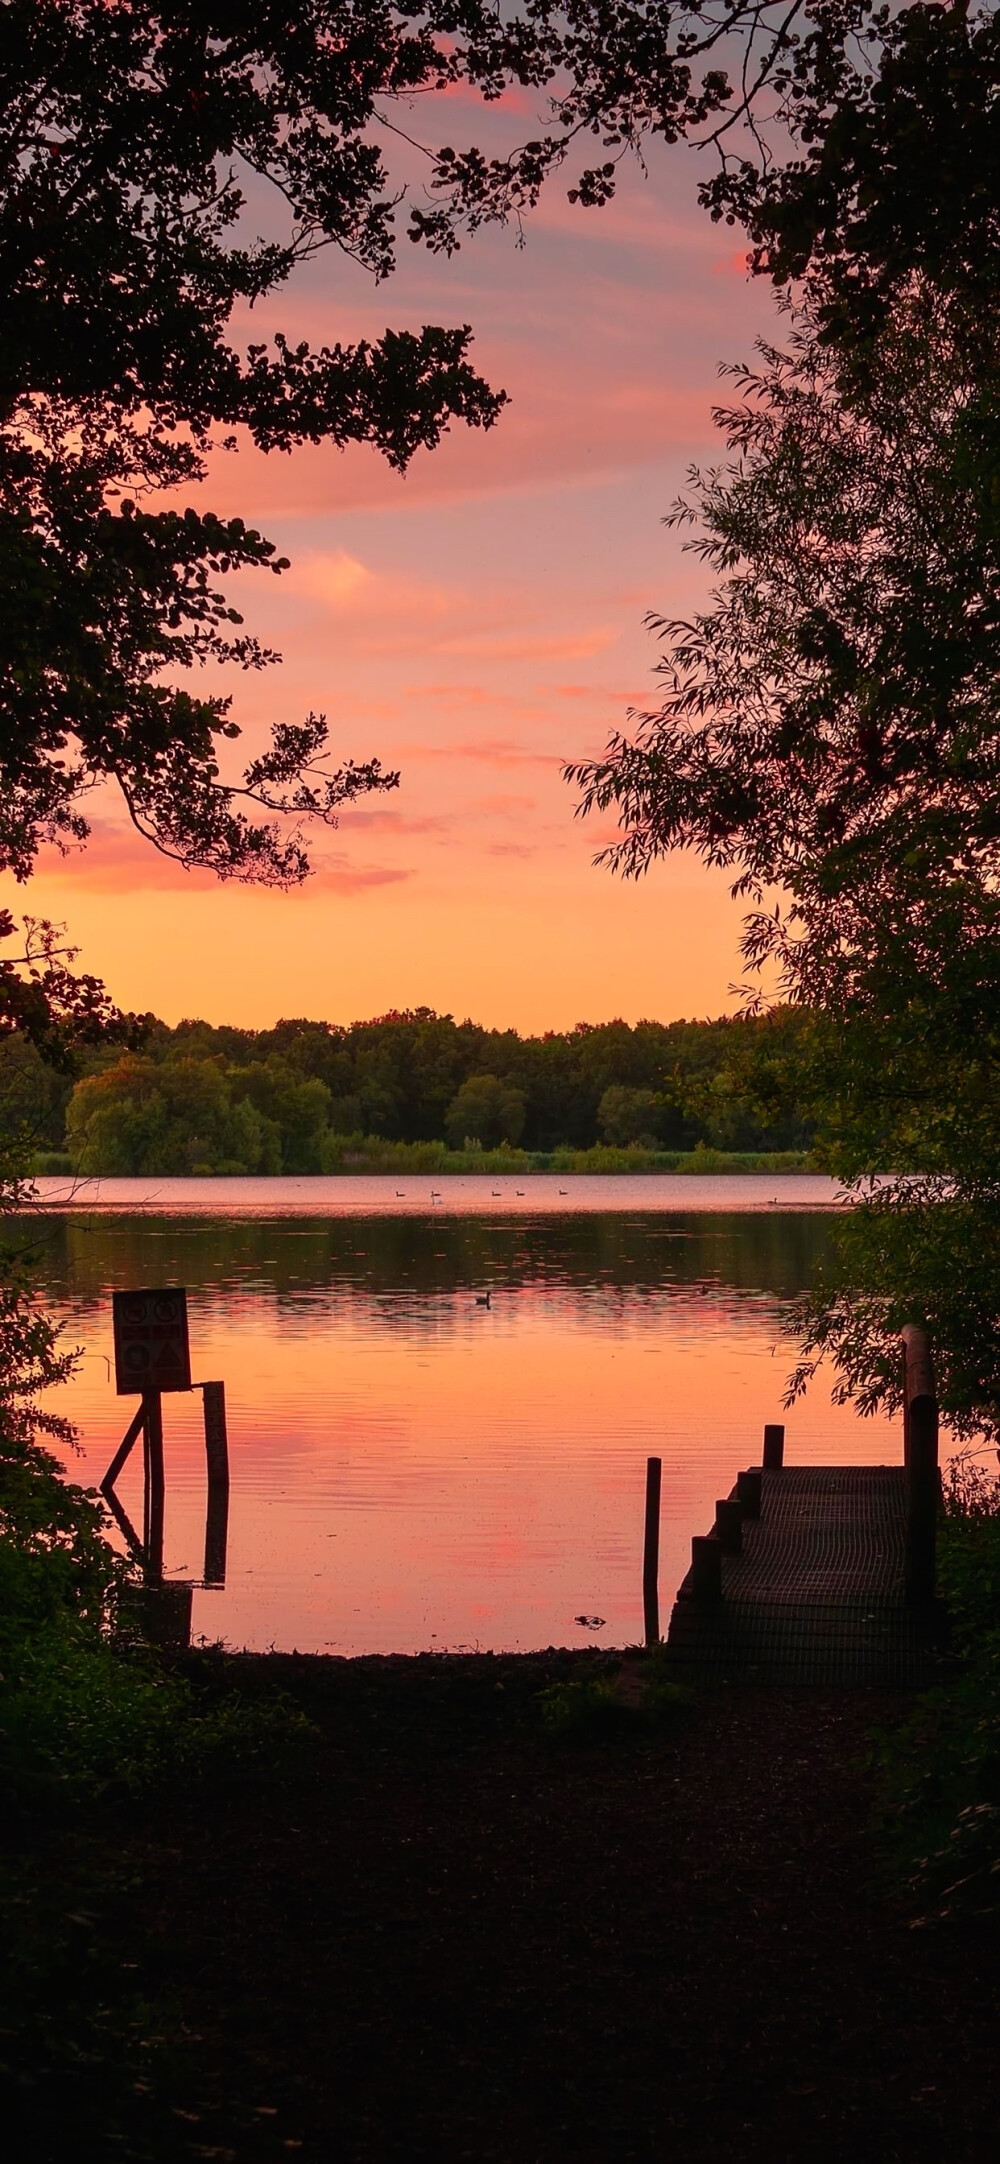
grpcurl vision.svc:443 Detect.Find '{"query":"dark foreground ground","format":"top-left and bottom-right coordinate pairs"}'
top-left (8, 1651), bottom-right (1000, 2163)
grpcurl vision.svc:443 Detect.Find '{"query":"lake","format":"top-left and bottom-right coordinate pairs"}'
top-left (24, 1174), bottom-right (900, 1654)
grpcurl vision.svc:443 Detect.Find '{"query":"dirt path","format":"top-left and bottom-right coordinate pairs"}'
top-left (75, 1653), bottom-right (992, 2164)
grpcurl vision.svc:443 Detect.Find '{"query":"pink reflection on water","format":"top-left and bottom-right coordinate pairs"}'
top-left (40, 1235), bottom-right (900, 1655)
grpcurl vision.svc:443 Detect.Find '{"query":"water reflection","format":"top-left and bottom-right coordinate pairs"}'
top-left (30, 1206), bottom-right (841, 1309)
top-left (26, 1206), bottom-right (899, 1657)
top-left (99, 1377), bottom-right (231, 1648)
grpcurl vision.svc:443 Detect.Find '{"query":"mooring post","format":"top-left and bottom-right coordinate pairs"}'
top-left (143, 1390), bottom-right (165, 1585)
top-left (643, 1455), bottom-right (662, 1646)
top-left (202, 1382), bottom-right (230, 1586)
top-left (762, 1423), bottom-right (785, 1470)
top-left (714, 1497), bottom-right (743, 1554)
top-left (202, 1381), bottom-right (230, 1489)
top-left (902, 1325), bottom-right (939, 1605)
top-left (691, 1534), bottom-right (722, 1603)
top-left (737, 1468), bottom-right (762, 1519)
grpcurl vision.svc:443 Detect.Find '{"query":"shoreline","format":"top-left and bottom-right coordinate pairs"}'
top-left (24, 1167), bottom-right (847, 1216)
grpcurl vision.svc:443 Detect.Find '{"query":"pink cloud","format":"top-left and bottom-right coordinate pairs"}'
top-left (36, 828), bottom-right (222, 895)
top-left (311, 856), bottom-right (414, 893)
top-left (474, 792), bottom-right (536, 815)
top-left (407, 739), bottom-right (563, 768)
top-left (33, 823), bottom-right (412, 898)
top-left (432, 627), bottom-right (617, 662)
top-left (418, 78), bottom-right (539, 117)
top-left (337, 807), bottom-right (454, 835)
top-left (195, 374), bottom-right (715, 523)
top-left (293, 551), bottom-right (455, 620)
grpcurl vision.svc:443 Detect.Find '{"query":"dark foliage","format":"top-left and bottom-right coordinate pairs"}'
top-left (706, 4), bottom-right (1000, 374)
top-left (43, 1003), bottom-right (818, 1169)
top-left (874, 1451), bottom-right (1000, 1922)
top-left (0, 0), bottom-right (737, 399)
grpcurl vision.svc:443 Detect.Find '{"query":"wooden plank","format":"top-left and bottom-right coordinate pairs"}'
top-left (99, 1400), bottom-right (146, 1494)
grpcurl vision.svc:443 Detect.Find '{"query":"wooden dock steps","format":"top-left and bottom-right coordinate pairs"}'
top-left (664, 1465), bottom-right (942, 1686)
top-left (661, 1332), bottom-right (945, 1687)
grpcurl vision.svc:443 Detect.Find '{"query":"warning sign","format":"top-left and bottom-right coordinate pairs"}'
top-left (113, 1288), bottom-right (191, 1396)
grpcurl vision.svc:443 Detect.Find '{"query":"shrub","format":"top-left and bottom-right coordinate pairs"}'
top-left (1, 1622), bottom-right (315, 1809)
top-left (539, 1655), bottom-right (689, 1739)
top-left (876, 1448), bottom-right (1000, 1919)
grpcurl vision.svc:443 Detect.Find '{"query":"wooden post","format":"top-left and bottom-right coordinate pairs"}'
top-left (143, 1390), bottom-right (165, 1585)
top-left (763, 1423), bottom-right (785, 1470)
top-left (714, 1497), bottom-right (743, 1554)
top-left (202, 1382), bottom-right (230, 1489)
top-left (643, 1456), bottom-right (662, 1647)
top-left (737, 1468), bottom-right (762, 1519)
top-left (903, 1326), bottom-right (939, 1605)
top-left (691, 1534), bottom-right (722, 1603)
top-left (202, 1380), bottom-right (230, 1587)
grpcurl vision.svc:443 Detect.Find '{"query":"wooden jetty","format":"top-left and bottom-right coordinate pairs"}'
top-left (662, 1328), bottom-right (944, 1687)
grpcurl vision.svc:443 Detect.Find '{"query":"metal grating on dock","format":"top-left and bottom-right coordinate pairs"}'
top-left (664, 1465), bottom-right (942, 1687)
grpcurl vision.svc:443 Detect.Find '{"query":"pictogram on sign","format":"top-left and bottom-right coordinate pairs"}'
top-left (112, 1287), bottom-right (191, 1395)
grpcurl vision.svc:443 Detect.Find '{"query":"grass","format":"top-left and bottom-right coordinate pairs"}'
top-left (318, 1136), bottom-right (817, 1175)
top-left (42, 1137), bottom-right (813, 1178)
top-left (538, 1650), bottom-right (691, 1737)
top-left (32, 1137), bottom-right (817, 1178)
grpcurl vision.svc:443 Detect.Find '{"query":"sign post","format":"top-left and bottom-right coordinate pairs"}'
top-left (112, 1288), bottom-right (191, 1397)
top-left (101, 1290), bottom-right (229, 1609)
top-left (109, 1289), bottom-right (191, 1585)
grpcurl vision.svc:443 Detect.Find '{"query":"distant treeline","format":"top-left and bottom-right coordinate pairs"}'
top-left (0, 1007), bottom-right (818, 1176)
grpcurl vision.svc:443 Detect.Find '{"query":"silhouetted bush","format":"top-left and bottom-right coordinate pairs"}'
top-left (877, 1449), bottom-right (1000, 1919)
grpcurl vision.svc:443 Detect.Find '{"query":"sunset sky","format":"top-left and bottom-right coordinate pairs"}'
top-left (9, 102), bottom-right (780, 1034)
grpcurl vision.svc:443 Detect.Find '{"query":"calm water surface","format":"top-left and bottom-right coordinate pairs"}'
top-left (25, 1175), bottom-right (899, 1654)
